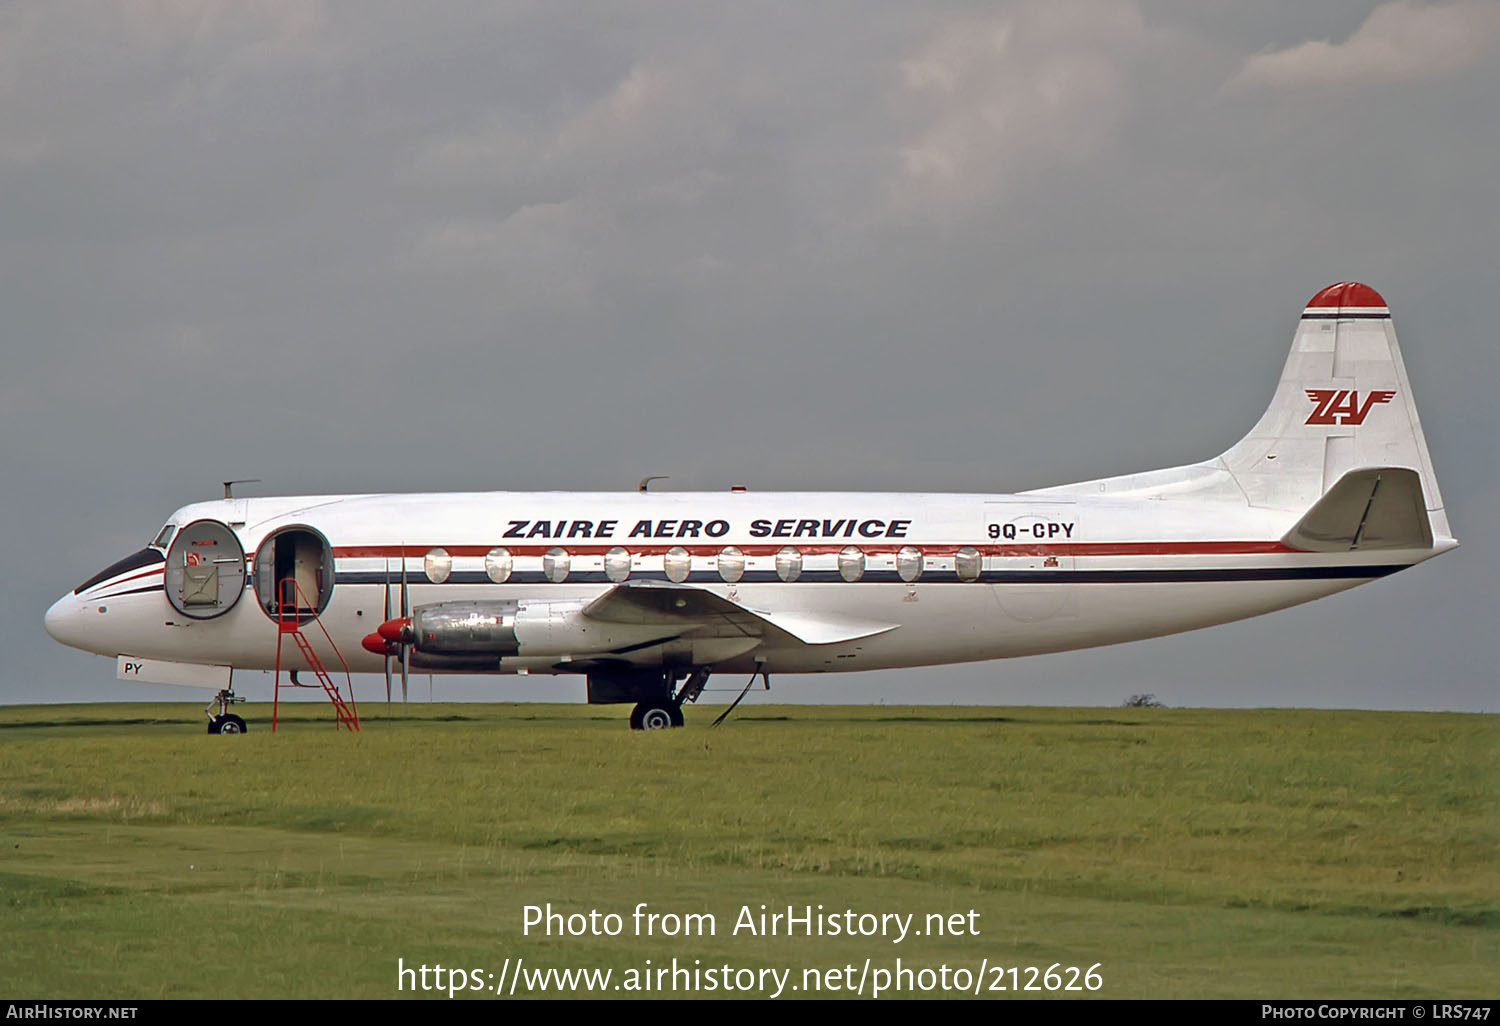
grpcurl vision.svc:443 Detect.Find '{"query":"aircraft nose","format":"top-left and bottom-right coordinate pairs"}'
top-left (44, 594), bottom-right (84, 649)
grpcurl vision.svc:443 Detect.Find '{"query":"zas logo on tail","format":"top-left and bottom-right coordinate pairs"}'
top-left (1305, 389), bottom-right (1396, 426)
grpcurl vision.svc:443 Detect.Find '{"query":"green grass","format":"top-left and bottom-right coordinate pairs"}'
top-left (0, 702), bottom-right (1494, 999)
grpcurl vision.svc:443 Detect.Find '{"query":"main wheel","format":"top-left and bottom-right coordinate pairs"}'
top-left (630, 701), bottom-right (682, 731)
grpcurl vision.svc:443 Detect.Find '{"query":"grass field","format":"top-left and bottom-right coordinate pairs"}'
top-left (1, 701), bottom-right (1494, 999)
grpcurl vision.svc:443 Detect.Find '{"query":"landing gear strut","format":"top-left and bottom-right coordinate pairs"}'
top-left (675, 668), bottom-right (710, 706)
top-left (206, 688), bottom-right (247, 735)
top-left (625, 669), bottom-right (712, 731)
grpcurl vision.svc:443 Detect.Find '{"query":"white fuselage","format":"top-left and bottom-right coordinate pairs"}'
top-left (44, 488), bottom-right (1447, 683)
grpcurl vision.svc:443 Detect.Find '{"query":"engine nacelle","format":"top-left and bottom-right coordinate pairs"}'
top-left (410, 600), bottom-right (521, 655)
top-left (407, 600), bottom-right (672, 658)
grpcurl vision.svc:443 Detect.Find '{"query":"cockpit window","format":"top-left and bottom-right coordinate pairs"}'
top-left (151, 524), bottom-right (176, 550)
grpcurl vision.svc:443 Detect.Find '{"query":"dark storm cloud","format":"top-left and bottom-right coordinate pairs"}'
top-left (5, 2), bottom-right (1495, 709)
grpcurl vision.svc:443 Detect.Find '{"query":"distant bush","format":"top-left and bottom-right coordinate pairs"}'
top-left (1123, 693), bottom-right (1166, 708)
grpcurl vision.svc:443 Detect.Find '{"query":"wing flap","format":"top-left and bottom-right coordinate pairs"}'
top-left (582, 580), bottom-right (899, 646)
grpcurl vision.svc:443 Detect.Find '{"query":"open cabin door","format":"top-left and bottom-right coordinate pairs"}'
top-left (253, 527), bottom-right (335, 623)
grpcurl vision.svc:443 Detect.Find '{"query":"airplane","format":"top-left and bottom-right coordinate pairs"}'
top-left (44, 283), bottom-right (1455, 733)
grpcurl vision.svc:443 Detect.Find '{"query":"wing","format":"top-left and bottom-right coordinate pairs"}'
top-left (581, 580), bottom-right (900, 646)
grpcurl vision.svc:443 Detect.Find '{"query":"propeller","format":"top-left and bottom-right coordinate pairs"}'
top-left (361, 549), bottom-right (413, 710)
top-left (383, 559), bottom-right (392, 706)
top-left (400, 548), bottom-right (409, 706)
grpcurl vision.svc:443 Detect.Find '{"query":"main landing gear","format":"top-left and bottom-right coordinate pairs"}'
top-left (626, 668), bottom-right (710, 731)
top-left (629, 701), bottom-right (684, 731)
top-left (591, 667), bottom-right (766, 731)
top-left (206, 688), bottom-right (247, 735)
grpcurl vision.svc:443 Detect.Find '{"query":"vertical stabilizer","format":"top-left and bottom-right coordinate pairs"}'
top-left (1030, 283), bottom-right (1452, 542)
top-left (1216, 283), bottom-right (1449, 536)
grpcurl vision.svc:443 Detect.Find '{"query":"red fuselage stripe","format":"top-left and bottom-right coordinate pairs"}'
top-left (101, 566), bottom-right (165, 587)
top-left (331, 541), bottom-right (1297, 559)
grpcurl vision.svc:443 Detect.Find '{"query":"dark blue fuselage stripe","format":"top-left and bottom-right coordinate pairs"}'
top-left (335, 565), bottom-right (1405, 587)
top-left (1299, 312), bottom-right (1389, 320)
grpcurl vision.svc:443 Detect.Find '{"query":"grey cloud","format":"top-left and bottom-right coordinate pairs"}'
top-left (1228, 0), bottom-right (1500, 91)
top-left (889, 1), bottom-right (1182, 218)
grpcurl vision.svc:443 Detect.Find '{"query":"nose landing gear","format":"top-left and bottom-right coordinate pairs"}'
top-left (206, 688), bottom-right (247, 735)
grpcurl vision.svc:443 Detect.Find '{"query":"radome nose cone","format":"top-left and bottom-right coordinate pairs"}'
top-left (44, 594), bottom-right (77, 647)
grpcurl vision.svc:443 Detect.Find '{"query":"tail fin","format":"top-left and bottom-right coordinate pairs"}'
top-left (1031, 283), bottom-right (1452, 540)
top-left (1219, 283), bottom-right (1449, 535)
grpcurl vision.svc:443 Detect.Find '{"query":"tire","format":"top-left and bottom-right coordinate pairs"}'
top-left (219, 714), bottom-right (247, 734)
top-left (207, 716), bottom-right (222, 735)
top-left (631, 702), bottom-right (680, 731)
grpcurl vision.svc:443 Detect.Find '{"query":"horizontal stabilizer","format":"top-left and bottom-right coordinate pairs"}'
top-left (1281, 468), bottom-right (1432, 552)
top-left (583, 580), bottom-right (899, 646)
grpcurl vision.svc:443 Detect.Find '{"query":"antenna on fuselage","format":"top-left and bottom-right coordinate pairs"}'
top-left (222, 479), bottom-right (262, 500)
top-left (638, 476), bottom-right (669, 493)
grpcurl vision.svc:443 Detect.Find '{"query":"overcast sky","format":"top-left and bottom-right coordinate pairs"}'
top-left (4, 1), bottom-right (1495, 711)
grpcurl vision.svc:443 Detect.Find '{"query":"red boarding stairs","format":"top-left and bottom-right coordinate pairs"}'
top-left (272, 578), bottom-right (360, 732)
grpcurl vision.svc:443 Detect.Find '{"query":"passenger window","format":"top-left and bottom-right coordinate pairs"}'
top-left (424, 548), bottom-right (452, 584)
top-left (717, 546), bottom-right (745, 583)
top-left (775, 546), bottom-right (802, 582)
top-left (663, 546), bottom-right (691, 583)
top-left (485, 547), bottom-right (512, 584)
top-left (838, 546), bottom-right (865, 582)
top-left (897, 545), bottom-right (923, 582)
top-left (604, 546), bottom-right (631, 583)
top-left (955, 546), bottom-right (982, 582)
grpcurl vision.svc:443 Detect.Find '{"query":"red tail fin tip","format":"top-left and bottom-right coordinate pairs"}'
top-left (1306, 282), bottom-right (1386, 309)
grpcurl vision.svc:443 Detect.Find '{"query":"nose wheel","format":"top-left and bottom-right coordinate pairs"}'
top-left (205, 688), bottom-right (248, 735)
